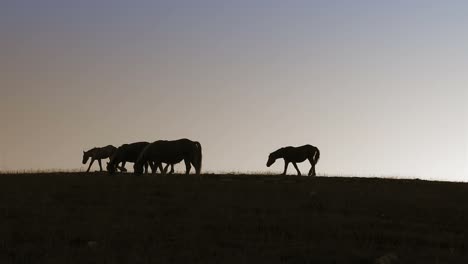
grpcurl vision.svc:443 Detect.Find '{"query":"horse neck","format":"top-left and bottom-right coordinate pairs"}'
top-left (84, 150), bottom-right (93, 158)
top-left (107, 146), bottom-right (116, 153)
top-left (135, 156), bottom-right (145, 167)
top-left (108, 153), bottom-right (116, 164)
top-left (272, 150), bottom-right (284, 159)
top-left (91, 148), bottom-right (100, 156)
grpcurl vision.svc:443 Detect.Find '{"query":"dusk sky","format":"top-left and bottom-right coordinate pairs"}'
top-left (1, 1), bottom-right (466, 181)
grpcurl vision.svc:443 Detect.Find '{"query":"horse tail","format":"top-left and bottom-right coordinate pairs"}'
top-left (193, 141), bottom-right (202, 175)
top-left (314, 146), bottom-right (320, 165)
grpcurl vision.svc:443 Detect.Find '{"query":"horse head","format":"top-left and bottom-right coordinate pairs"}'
top-left (266, 153), bottom-right (277, 167)
top-left (133, 162), bottom-right (144, 175)
top-left (82, 151), bottom-right (89, 164)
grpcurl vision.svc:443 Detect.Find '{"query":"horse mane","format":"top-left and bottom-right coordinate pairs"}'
top-left (270, 147), bottom-right (285, 158)
top-left (84, 147), bottom-right (97, 154)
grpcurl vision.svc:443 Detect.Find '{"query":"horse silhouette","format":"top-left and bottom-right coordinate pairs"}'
top-left (106, 142), bottom-right (174, 174)
top-left (82, 145), bottom-right (117, 172)
top-left (134, 139), bottom-right (202, 175)
top-left (267, 144), bottom-right (320, 176)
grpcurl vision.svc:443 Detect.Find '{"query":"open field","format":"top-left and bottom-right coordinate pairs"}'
top-left (0, 173), bottom-right (467, 263)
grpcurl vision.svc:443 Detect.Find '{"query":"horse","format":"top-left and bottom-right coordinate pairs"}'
top-left (266, 144), bottom-right (320, 176)
top-left (82, 145), bottom-right (117, 172)
top-left (106, 142), bottom-right (175, 175)
top-left (134, 138), bottom-right (202, 175)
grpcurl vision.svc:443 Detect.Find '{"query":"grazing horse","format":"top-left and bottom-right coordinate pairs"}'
top-left (266, 144), bottom-right (320, 176)
top-left (134, 138), bottom-right (202, 175)
top-left (106, 142), bottom-right (175, 175)
top-left (82, 145), bottom-right (117, 172)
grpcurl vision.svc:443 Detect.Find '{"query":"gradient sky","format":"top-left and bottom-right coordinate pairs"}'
top-left (1, 1), bottom-right (467, 181)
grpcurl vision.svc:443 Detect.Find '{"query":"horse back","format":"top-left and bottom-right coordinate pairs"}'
top-left (118, 142), bottom-right (150, 162)
top-left (282, 145), bottom-right (317, 162)
top-left (146, 139), bottom-right (197, 163)
top-left (89, 145), bottom-right (116, 159)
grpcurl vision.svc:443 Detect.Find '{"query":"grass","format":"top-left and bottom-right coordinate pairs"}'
top-left (0, 172), bottom-right (467, 263)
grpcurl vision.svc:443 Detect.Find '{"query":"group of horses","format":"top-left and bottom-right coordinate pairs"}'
top-left (82, 138), bottom-right (320, 176)
top-left (82, 139), bottom-right (202, 175)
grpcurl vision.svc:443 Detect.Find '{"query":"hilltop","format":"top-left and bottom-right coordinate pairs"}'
top-left (1, 173), bottom-right (467, 263)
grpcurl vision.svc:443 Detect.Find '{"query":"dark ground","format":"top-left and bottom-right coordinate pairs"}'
top-left (0, 172), bottom-right (467, 263)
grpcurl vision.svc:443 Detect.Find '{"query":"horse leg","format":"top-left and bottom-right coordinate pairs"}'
top-left (154, 162), bottom-right (159, 174)
top-left (144, 162), bottom-right (149, 174)
top-left (308, 165), bottom-right (316, 176)
top-left (184, 159), bottom-right (191, 175)
top-left (148, 162), bottom-right (156, 174)
top-left (190, 161), bottom-right (200, 175)
top-left (292, 162), bottom-right (301, 176)
top-left (169, 164), bottom-right (175, 174)
top-left (282, 161), bottom-right (289, 175)
top-left (163, 164), bottom-right (171, 174)
top-left (158, 163), bottom-right (165, 175)
top-left (98, 159), bottom-right (103, 171)
top-left (308, 159), bottom-right (316, 176)
top-left (86, 159), bottom-right (95, 172)
top-left (308, 163), bottom-right (316, 176)
top-left (119, 161), bottom-right (127, 172)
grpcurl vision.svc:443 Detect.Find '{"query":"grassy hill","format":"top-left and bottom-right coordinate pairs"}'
top-left (0, 172), bottom-right (467, 263)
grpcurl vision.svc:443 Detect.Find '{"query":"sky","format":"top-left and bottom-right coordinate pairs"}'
top-left (1, 0), bottom-right (467, 181)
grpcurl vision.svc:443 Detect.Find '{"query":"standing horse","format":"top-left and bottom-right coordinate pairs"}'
top-left (106, 142), bottom-right (175, 174)
top-left (134, 139), bottom-right (202, 175)
top-left (266, 144), bottom-right (320, 176)
top-left (82, 145), bottom-right (117, 172)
